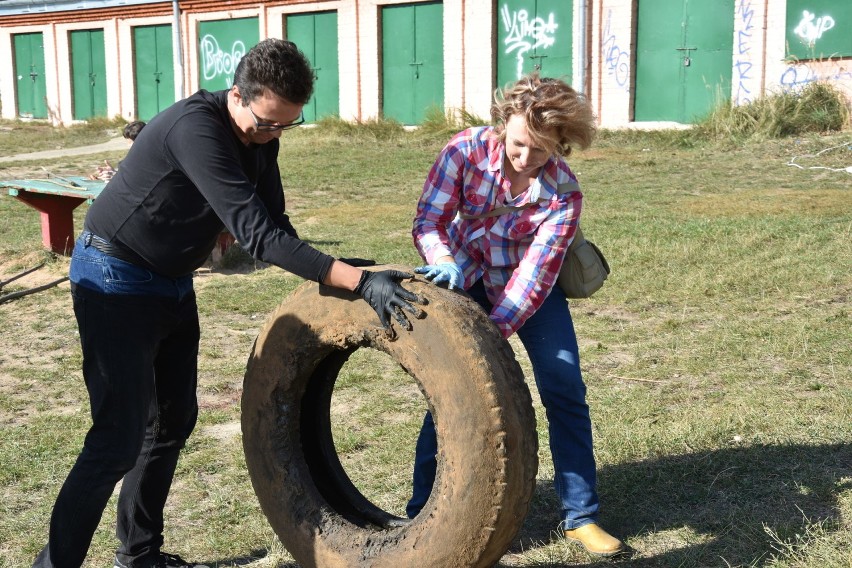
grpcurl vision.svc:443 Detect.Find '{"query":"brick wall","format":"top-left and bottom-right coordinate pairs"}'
top-left (1, 1), bottom-right (849, 127)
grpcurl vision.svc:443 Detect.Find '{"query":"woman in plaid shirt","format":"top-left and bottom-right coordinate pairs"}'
top-left (407, 73), bottom-right (626, 557)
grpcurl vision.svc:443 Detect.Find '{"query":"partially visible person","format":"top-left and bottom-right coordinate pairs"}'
top-left (34, 39), bottom-right (424, 568)
top-left (123, 120), bottom-right (146, 143)
top-left (89, 120), bottom-right (147, 181)
top-left (407, 73), bottom-right (626, 557)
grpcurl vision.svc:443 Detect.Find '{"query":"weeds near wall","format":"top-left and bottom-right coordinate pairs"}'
top-left (313, 115), bottom-right (406, 141)
top-left (418, 106), bottom-right (489, 138)
top-left (697, 82), bottom-right (851, 140)
top-left (309, 109), bottom-right (489, 147)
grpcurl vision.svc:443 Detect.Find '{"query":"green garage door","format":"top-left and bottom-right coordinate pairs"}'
top-left (70, 29), bottom-right (108, 120)
top-left (786, 0), bottom-right (852, 60)
top-left (13, 32), bottom-right (48, 119)
top-left (134, 24), bottom-right (175, 121)
top-left (497, 0), bottom-right (572, 88)
top-left (634, 0), bottom-right (734, 123)
top-left (198, 17), bottom-right (259, 91)
top-left (382, 1), bottom-right (444, 125)
top-left (286, 11), bottom-right (339, 122)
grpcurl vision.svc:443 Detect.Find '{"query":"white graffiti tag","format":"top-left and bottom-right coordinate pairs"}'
top-left (200, 34), bottom-right (246, 88)
top-left (793, 10), bottom-right (835, 46)
top-left (501, 4), bottom-right (558, 80)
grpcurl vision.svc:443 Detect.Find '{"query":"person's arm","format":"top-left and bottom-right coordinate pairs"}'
top-left (163, 111), bottom-right (331, 281)
top-left (411, 133), bottom-right (472, 289)
top-left (412, 134), bottom-right (468, 264)
top-left (322, 259), bottom-right (362, 289)
top-left (166, 111), bottom-right (425, 328)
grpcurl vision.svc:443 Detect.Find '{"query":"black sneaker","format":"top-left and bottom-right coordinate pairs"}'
top-left (114, 552), bottom-right (210, 568)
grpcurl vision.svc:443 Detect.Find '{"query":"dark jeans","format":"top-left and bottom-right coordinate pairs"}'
top-left (407, 279), bottom-right (598, 527)
top-left (34, 233), bottom-right (199, 568)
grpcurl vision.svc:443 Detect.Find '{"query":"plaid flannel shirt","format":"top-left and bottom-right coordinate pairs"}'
top-left (412, 126), bottom-right (583, 337)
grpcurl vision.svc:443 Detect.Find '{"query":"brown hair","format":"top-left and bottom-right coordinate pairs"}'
top-left (123, 120), bottom-right (146, 141)
top-left (233, 38), bottom-right (314, 105)
top-left (491, 73), bottom-right (596, 157)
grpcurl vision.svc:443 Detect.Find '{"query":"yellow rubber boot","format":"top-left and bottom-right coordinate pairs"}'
top-left (563, 523), bottom-right (627, 557)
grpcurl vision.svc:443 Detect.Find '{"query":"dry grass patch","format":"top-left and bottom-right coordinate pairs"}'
top-left (679, 187), bottom-right (850, 217)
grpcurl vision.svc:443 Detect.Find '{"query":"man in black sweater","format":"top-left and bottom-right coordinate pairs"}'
top-left (33, 39), bottom-right (423, 568)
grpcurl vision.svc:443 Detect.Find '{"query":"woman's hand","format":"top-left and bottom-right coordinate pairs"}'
top-left (414, 261), bottom-right (464, 290)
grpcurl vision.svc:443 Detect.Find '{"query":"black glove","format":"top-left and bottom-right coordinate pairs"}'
top-left (338, 257), bottom-right (377, 267)
top-left (354, 270), bottom-right (427, 331)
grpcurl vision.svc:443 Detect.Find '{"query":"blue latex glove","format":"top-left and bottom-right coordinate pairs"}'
top-left (414, 262), bottom-right (464, 290)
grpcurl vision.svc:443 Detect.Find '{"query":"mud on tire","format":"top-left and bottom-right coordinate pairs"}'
top-left (241, 269), bottom-right (538, 567)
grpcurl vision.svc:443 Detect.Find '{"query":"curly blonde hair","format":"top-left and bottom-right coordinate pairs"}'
top-left (491, 73), bottom-right (596, 157)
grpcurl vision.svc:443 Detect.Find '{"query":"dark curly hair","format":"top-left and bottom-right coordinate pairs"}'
top-left (123, 120), bottom-right (146, 141)
top-left (233, 39), bottom-right (314, 105)
top-left (491, 73), bottom-right (596, 157)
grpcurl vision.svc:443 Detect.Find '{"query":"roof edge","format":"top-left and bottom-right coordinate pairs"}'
top-left (0, 0), bottom-right (165, 17)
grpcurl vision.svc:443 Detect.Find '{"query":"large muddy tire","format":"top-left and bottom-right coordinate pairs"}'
top-left (241, 267), bottom-right (538, 567)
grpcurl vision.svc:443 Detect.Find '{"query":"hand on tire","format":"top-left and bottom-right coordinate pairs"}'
top-left (414, 262), bottom-right (464, 290)
top-left (354, 270), bottom-right (427, 332)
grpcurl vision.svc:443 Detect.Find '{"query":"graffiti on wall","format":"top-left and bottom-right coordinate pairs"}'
top-left (734, 0), bottom-right (756, 104)
top-left (793, 10), bottom-right (835, 46)
top-left (200, 34), bottom-right (246, 88)
top-left (500, 4), bottom-right (559, 80)
top-left (780, 62), bottom-right (852, 90)
top-left (784, 9), bottom-right (851, 92)
top-left (601, 9), bottom-right (629, 91)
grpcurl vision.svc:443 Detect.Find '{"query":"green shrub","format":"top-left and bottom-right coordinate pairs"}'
top-left (595, 127), bottom-right (700, 149)
top-left (312, 115), bottom-right (405, 141)
top-left (417, 106), bottom-right (490, 138)
top-left (697, 81), bottom-right (850, 140)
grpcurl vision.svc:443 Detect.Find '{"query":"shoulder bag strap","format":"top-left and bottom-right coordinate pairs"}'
top-left (458, 180), bottom-right (578, 220)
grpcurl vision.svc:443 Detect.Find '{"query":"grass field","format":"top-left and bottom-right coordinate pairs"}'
top-left (0, 120), bottom-right (850, 568)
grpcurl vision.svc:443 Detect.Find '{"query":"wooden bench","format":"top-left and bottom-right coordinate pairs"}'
top-left (1, 176), bottom-right (103, 254)
top-left (2, 176), bottom-right (235, 257)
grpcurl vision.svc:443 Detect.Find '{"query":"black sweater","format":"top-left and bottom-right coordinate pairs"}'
top-left (85, 89), bottom-right (334, 280)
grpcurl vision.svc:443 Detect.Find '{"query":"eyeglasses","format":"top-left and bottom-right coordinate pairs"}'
top-left (246, 103), bottom-right (305, 131)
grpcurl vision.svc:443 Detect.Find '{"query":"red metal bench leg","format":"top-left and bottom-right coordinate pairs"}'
top-left (14, 193), bottom-right (86, 255)
top-left (216, 231), bottom-right (236, 256)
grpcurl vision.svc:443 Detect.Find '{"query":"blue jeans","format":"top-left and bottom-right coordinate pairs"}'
top-left (34, 233), bottom-right (199, 568)
top-left (407, 280), bottom-right (599, 528)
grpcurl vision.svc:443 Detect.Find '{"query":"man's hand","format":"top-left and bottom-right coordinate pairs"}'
top-left (354, 270), bottom-right (426, 331)
top-left (414, 262), bottom-right (464, 290)
top-left (90, 160), bottom-right (116, 182)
